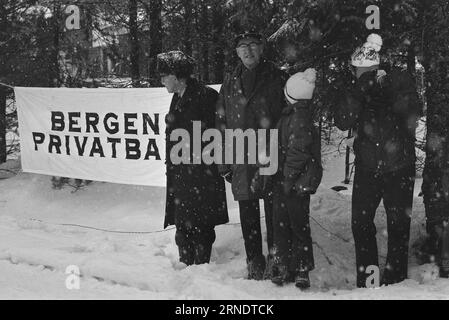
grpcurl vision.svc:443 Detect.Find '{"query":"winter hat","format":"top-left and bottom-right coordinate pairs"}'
top-left (234, 31), bottom-right (264, 47)
top-left (351, 34), bottom-right (383, 67)
top-left (156, 51), bottom-right (195, 79)
top-left (284, 68), bottom-right (317, 103)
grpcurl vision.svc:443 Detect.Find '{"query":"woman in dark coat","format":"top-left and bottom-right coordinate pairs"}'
top-left (157, 51), bottom-right (228, 266)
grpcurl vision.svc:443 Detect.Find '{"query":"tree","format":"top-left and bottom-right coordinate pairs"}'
top-left (270, 0), bottom-right (426, 183)
top-left (421, 0), bottom-right (449, 254)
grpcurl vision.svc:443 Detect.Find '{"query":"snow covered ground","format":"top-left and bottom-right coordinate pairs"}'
top-left (0, 148), bottom-right (448, 300)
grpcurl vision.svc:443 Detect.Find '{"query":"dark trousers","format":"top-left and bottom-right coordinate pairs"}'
top-left (273, 186), bottom-right (314, 273)
top-left (352, 166), bottom-right (415, 287)
top-left (175, 225), bottom-right (216, 266)
top-left (238, 198), bottom-right (273, 261)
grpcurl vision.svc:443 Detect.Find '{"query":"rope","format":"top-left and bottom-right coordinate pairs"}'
top-left (27, 217), bottom-right (243, 235)
top-left (27, 213), bottom-right (352, 246)
top-left (0, 82), bottom-right (14, 89)
top-left (28, 218), bottom-right (176, 235)
top-left (310, 216), bottom-right (351, 244)
top-left (28, 212), bottom-right (389, 261)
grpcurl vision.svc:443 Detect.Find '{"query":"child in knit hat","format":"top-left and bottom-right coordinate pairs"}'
top-left (270, 68), bottom-right (323, 289)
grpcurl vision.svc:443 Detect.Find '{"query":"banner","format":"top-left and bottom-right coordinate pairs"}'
top-left (15, 86), bottom-right (200, 187)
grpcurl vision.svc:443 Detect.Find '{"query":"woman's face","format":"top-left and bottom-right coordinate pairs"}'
top-left (161, 74), bottom-right (180, 93)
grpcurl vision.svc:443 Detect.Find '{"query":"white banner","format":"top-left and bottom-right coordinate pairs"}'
top-left (15, 86), bottom-right (174, 186)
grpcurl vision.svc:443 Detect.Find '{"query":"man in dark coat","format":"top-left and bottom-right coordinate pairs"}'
top-left (158, 51), bottom-right (228, 266)
top-left (422, 135), bottom-right (449, 278)
top-left (333, 34), bottom-right (421, 287)
top-left (216, 31), bottom-right (288, 280)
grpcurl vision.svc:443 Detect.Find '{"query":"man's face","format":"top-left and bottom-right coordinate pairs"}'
top-left (355, 66), bottom-right (378, 79)
top-left (236, 37), bottom-right (264, 70)
top-left (160, 74), bottom-right (179, 93)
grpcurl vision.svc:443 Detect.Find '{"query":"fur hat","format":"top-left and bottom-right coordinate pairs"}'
top-left (284, 68), bottom-right (317, 103)
top-left (351, 34), bottom-right (383, 67)
top-left (234, 31), bottom-right (264, 47)
top-left (156, 51), bottom-right (195, 79)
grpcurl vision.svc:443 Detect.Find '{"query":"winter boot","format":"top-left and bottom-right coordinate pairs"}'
top-left (247, 255), bottom-right (266, 281)
top-left (271, 265), bottom-right (288, 286)
top-left (178, 245), bottom-right (195, 266)
top-left (194, 242), bottom-right (213, 265)
top-left (295, 271), bottom-right (311, 290)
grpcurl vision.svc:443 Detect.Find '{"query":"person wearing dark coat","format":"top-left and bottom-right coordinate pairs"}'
top-left (216, 31), bottom-right (288, 280)
top-left (267, 69), bottom-right (322, 290)
top-left (333, 34), bottom-right (421, 287)
top-left (158, 51), bottom-right (229, 266)
top-left (421, 121), bottom-right (449, 278)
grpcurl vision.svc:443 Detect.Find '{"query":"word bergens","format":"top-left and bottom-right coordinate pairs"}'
top-left (32, 111), bottom-right (162, 160)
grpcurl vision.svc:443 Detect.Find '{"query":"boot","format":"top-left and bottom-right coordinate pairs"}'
top-left (295, 271), bottom-right (311, 290)
top-left (263, 254), bottom-right (275, 280)
top-left (178, 245), bottom-right (195, 266)
top-left (194, 243), bottom-right (213, 265)
top-left (247, 255), bottom-right (266, 281)
top-left (271, 266), bottom-right (294, 286)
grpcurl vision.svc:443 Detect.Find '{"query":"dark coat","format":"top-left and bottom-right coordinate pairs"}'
top-left (216, 60), bottom-right (288, 201)
top-left (276, 101), bottom-right (322, 195)
top-left (164, 79), bottom-right (229, 229)
top-left (333, 69), bottom-right (421, 173)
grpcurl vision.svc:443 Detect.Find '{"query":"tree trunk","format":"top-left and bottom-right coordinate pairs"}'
top-left (0, 87), bottom-right (6, 163)
top-left (129, 0), bottom-right (141, 87)
top-left (149, 0), bottom-right (162, 86)
top-left (51, 1), bottom-right (61, 87)
top-left (211, 3), bottom-right (225, 83)
top-left (344, 129), bottom-right (352, 184)
top-left (199, 2), bottom-right (210, 82)
top-left (182, 0), bottom-right (193, 56)
top-left (421, 1), bottom-right (449, 258)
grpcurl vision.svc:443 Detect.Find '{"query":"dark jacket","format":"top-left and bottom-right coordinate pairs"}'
top-left (216, 60), bottom-right (288, 201)
top-left (164, 79), bottom-right (229, 229)
top-left (333, 69), bottom-right (421, 173)
top-left (276, 101), bottom-right (323, 195)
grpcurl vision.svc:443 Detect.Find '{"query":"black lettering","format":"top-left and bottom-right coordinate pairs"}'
top-left (68, 112), bottom-right (81, 133)
top-left (85, 113), bottom-right (99, 133)
top-left (74, 136), bottom-right (88, 156)
top-left (144, 138), bottom-right (161, 160)
top-left (48, 135), bottom-right (62, 154)
top-left (107, 138), bottom-right (121, 158)
top-left (89, 137), bottom-right (105, 158)
top-left (65, 135), bottom-right (70, 155)
top-left (126, 138), bottom-right (140, 160)
top-left (124, 113), bottom-right (138, 135)
top-left (143, 113), bottom-right (159, 135)
top-left (51, 112), bottom-right (65, 131)
top-left (32, 132), bottom-right (45, 151)
top-left (104, 113), bottom-right (119, 134)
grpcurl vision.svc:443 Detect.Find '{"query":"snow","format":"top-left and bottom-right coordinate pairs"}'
top-left (0, 138), bottom-right (448, 300)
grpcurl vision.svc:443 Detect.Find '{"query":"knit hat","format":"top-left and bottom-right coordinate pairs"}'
top-left (284, 68), bottom-right (317, 103)
top-left (351, 34), bottom-right (383, 67)
top-left (156, 51), bottom-right (195, 79)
